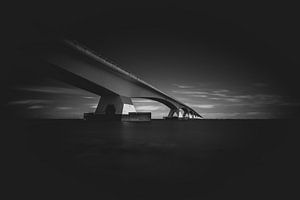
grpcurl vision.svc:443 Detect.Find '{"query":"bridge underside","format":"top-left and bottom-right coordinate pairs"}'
top-left (44, 62), bottom-right (201, 119)
top-left (27, 40), bottom-right (202, 119)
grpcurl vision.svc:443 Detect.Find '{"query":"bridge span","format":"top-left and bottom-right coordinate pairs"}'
top-left (32, 39), bottom-right (202, 119)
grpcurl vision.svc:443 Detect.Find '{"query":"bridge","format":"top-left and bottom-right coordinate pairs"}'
top-left (32, 39), bottom-right (202, 119)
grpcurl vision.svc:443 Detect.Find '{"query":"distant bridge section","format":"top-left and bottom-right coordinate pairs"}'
top-left (35, 39), bottom-right (202, 119)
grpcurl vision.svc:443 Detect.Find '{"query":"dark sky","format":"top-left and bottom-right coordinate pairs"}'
top-left (2, 1), bottom-right (300, 118)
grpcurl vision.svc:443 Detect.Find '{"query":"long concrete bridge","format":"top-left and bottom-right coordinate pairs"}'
top-left (33, 39), bottom-right (202, 119)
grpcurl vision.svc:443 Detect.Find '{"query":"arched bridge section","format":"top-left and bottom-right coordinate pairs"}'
top-left (33, 39), bottom-right (202, 119)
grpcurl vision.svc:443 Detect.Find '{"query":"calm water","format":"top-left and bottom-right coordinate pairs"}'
top-left (4, 119), bottom-right (299, 199)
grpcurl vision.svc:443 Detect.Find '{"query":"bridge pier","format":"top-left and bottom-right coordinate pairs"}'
top-left (95, 95), bottom-right (136, 115)
top-left (178, 111), bottom-right (183, 118)
top-left (183, 110), bottom-right (189, 118)
top-left (166, 108), bottom-right (202, 120)
top-left (168, 108), bottom-right (179, 118)
top-left (35, 39), bottom-right (202, 120)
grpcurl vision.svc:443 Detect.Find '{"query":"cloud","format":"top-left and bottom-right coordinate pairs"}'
top-left (213, 89), bottom-right (230, 93)
top-left (190, 95), bottom-right (208, 98)
top-left (201, 111), bottom-right (276, 119)
top-left (86, 103), bottom-right (98, 108)
top-left (224, 98), bottom-right (241, 102)
top-left (234, 95), bottom-right (254, 99)
top-left (221, 103), bottom-right (260, 107)
top-left (172, 97), bottom-right (189, 101)
top-left (135, 105), bottom-right (163, 111)
top-left (8, 99), bottom-right (52, 105)
top-left (172, 90), bottom-right (210, 95)
top-left (212, 93), bottom-right (228, 97)
top-left (172, 86), bottom-right (286, 107)
top-left (246, 112), bottom-right (263, 115)
top-left (209, 97), bottom-right (223, 100)
top-left (27, 105), bottom-right (44, 109)
top-left (172, 89), bottom-right (233, 99)
top-left (201, 112), bottom-right (242, 118)
top-left (173, 84), bottom-right (194, 89)
top-left (132, 99), bottom-right (155, 103)
top-left (56, 107), bottom-right (73, 110)
top-left (245, 112), bottom-right (275, 118)
top-left (189, 104), bottom-right (215, 109)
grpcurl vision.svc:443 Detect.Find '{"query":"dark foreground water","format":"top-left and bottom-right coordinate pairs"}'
top-left (3, 119), bottom-right (299, 199)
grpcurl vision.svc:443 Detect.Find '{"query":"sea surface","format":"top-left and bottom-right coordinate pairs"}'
top-left (3, 119), bottom-right (299, 199)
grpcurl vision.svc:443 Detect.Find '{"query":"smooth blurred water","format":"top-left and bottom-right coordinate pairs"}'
top-left (4, 119), bottom-right (298, 199)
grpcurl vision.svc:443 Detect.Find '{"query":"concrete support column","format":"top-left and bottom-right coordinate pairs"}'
top-left (95, 95), bottom-right (136, 115)
top-left (168, 108), bottom-right (179, 118)
top-left (182, 110), bottom-right (189, 118)
top-left (178, 111), bottom-right (183, 118)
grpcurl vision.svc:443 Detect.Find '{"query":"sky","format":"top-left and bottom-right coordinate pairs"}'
top-left (6, 79), bottom-right (299, 119)
top-left (2, 2), bottom-right (300, 119)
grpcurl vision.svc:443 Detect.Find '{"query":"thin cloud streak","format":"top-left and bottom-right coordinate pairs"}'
top-left (86, 103), bottom-right (98, 108)
top-left (213, 89), bottom-right (230, 93)
top-left (56, 107), bottom-right (73, 110)
top-left (173, 87), bottom-right (290, 107)
top-left (173, 84), bottom-right (195, 89)
top-left (135, 105), bottom-right (164, 111)
top-left (201, 112), bottom-right (242, 118)
top-left (224, 98), bottom-right (241, 102)
top-left (190, 95), bottom-right (208, 98)
top-left (28, 105), bottom-right (44, 109)
top-left (8, 99), bottom-right (52, 105)
top-left (83, 96), bottom-right (97, 99)
top-left (172, 90), bottom-right (210, 95)
top-left (132, 99), bottom-right (156, 103)
top-left (189, 104), bottom-right (215, 109)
